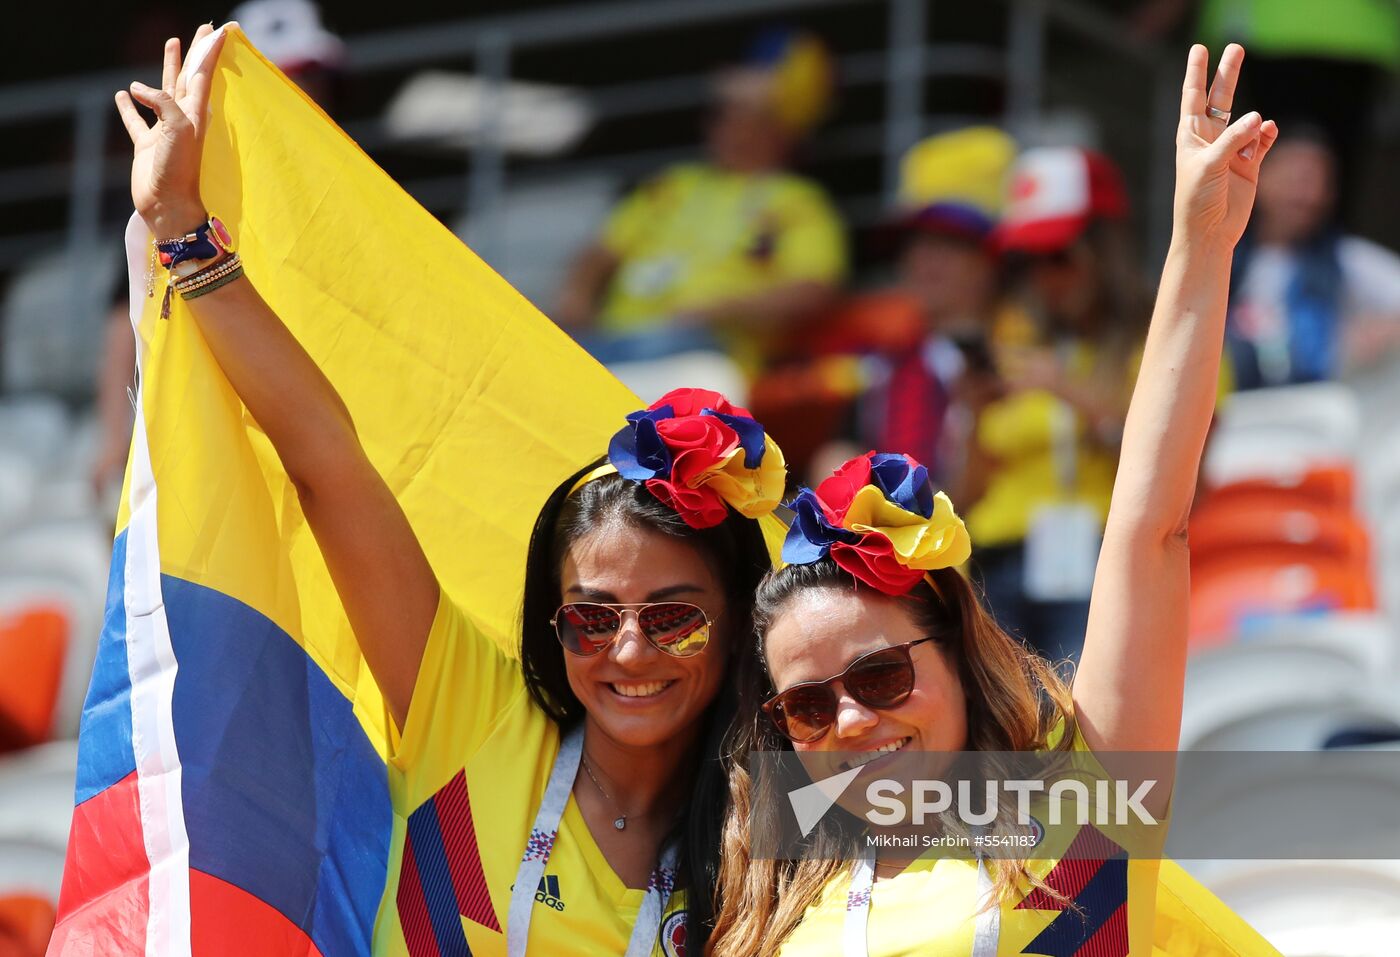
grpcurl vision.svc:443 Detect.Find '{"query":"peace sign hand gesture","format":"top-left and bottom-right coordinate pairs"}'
top-left (1174, 43), bottom-right (1278, 249)
top-left (115, 25), bottom-right (227, 238)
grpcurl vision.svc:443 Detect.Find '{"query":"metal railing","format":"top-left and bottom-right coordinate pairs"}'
top-left (0, 0), bottom-right (1176, 374)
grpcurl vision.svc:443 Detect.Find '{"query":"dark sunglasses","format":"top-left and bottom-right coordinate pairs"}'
top-left (551, 601), bottom-right (712, 658)
top-left (762, 637), bottom-right (938, 743)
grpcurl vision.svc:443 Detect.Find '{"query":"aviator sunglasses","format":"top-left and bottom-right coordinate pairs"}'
top-left (551, 601), bottom-right (713, 658)
top-left (762, 636), bottom-right (938, 743)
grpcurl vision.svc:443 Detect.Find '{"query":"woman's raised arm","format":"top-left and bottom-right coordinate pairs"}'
top-left (115, 27), bottom-right (438, 730)
top-left (1072, 44), bottom-right (1277, 753)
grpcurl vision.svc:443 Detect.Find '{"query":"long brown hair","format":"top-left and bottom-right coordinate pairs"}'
top-left (707, 561), bottom-right (1077, 957)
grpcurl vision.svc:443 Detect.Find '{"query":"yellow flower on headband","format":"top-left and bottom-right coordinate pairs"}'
top-left (703, 434), bottom-right (787, 519)
top-left (842, 485), bottom-right (972, 571)
top-left (783, 451), bottom-right (970, 594)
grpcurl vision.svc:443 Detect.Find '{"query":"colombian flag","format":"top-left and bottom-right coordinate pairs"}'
top-left (47, 23), bottom-right (1276, 957)
top-left (47, 25), bottom-right (635, 956)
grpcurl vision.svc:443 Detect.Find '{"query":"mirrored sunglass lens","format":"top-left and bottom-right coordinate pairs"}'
top-left (639, 602), bottom-right (709, 656)
top-left (775, 686), bottom-right (836, 741)
top-left (557, 603), bottom-right (622, 655)
top-left (846, 649), bottom-right (916, 707)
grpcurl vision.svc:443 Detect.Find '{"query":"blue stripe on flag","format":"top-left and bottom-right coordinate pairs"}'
top-left (407, 797), bottom-right (473, 957)
top-left (162, 575), bottom-right (392, 957)
top-left (74, 530), bottom-right (137, 805)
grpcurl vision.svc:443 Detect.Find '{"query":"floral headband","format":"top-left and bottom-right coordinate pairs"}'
top-left (602, 387), bottom-right (787, 529)
top-left (782, 451), bottom-right (971, 595)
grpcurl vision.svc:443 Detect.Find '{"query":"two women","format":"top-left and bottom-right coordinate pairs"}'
top-left (119, 24), bottom-right (1273, 956)
top-left (117, 24), bottom-right (782, 957)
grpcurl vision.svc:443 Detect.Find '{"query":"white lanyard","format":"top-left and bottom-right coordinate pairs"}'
top-left (506, 725), bottom-right (679, 957)
top-left (842, 837), bottom-right (999, 957)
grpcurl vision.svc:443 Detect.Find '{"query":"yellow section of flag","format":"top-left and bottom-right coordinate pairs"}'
top-left (118, 24), bottom-right (639, 755)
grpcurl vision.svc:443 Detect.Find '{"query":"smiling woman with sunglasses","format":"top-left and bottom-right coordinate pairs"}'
top-left (710, 43), bottom-right (1281, 957)
top-left (114, 25), bottom-right (785, 957)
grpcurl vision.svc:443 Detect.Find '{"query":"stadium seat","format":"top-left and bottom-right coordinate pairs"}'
top-left (1181, 681), bottom-right (1400, 751)
top-left (0, 894), bottom-right (55, 957)
top-left (0, 453), bottom-right (35, 534)
top-left (0, 741), bottom-right (78, 852)
top-left (0, 519), bottom-right (112, 612)
top-left (1215, 381), bottom-right (1362, 452)
top-left (1189, 499), bottom-right (1372, 571)
top-left (1189, 556), bottom-right (1376, 648)
top-left (0, 742), bottom-right (72, 948)
top-left (1180, 639), bottom-right (1379, 750)
top-left (1231, 611), bottom-right (1397, 670)
top-left (0, 397), bottom-right (70, 474)
top-left (1184, 859), bottom-right (1400, 957)
top-left (1203, 433), bottom-right (1351, 489)
top-left (1199, 463), bottom-right (1356, 512)
top-left (0, 576), bottom-right (102, 739)
top-left (0, 607), bottom-right (67, 753)
top-left (1, 248), bottom-right (119, 399)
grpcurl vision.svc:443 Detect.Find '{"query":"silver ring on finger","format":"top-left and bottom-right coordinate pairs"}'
top-left (1206, 105), bottom-right (1231, 123)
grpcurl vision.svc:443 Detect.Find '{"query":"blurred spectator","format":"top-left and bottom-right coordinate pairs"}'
top-left (1227, 128), bottom-right (1400, 388)
top-left (553, 29), bottom-right (847, 375)
top-left (230, 0), bottom-right (346, 110)
top-left (1134, 0), bottom-right (1399, 215)
top-left (746, 128), bottom-right (1014, 482)
top-left (844, 127), bottom-right (1018, 482)
top-left (964, 148), bottom-right (1146, 663)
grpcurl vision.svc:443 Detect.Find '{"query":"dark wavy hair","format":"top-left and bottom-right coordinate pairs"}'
top-left (519, 457), bottom-right (773, 950)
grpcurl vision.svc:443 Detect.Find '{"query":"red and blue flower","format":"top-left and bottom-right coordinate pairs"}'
top-left (783, 451), bottom-right (971, 595)
top-left (609, 388), bottom-right (787, 529)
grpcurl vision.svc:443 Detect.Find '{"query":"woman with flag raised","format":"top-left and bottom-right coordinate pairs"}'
top-left (115, 23), bottom-right (785, 957)
top-left (708, 44), bottom-right (1281, 956)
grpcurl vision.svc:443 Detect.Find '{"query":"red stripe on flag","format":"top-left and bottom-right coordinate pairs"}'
top-left (1078, 900), bottom-right (1129, 957)
top-left (188, 870), bottom-right (324, 956)
top-left (1018, 857), bottom-right (1103, 911)
top-left (397, 841), bottom-right (440, 957)
top-left (1018, 827), bottom-right (1126, 911)
top-left (434, 771), bottom-right (501, 932)
top-left (47, 771), bottom-right (149, 957)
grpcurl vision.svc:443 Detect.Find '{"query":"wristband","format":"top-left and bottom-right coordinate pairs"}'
top-left (154, 215), bottom-right (236, 270)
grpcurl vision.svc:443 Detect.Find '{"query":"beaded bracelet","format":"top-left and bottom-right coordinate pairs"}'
top-left (174, 253), bottom-right (242, 292)
top-left (159, 253), bottom-right (244, 317)
top-left (182, 265), bottom-right (245, 301)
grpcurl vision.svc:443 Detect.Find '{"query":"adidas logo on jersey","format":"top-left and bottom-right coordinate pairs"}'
top-left (535, 874), bottom-right (565, 911)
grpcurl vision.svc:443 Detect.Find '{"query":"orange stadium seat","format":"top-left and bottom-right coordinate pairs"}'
top-left (1199, 463), bottom-right (1356, 512)
top-left (0, 606), bottom-right (68, 753)
top-left (1189, 499), bottom-right (1372, 571)
top-left (0, 894), bottom-right (55, 957)
top-left (1189, 555), bottom-right (1377, 649)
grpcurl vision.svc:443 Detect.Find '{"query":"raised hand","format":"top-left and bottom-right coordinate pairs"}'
top-left (115, 25), bottom-right (226, 237)
top-left (1174, 43), bottom-right (1278, 249)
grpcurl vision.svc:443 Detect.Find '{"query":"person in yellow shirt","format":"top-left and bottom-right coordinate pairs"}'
top-left (555, 29), bottom-right (848, 375)
top-left (961, 146), bottom-right (1149, 664)
top-left (709, 44), bottom-right (1282, 956)
top-left (116, 26), bottom-right (788, 957)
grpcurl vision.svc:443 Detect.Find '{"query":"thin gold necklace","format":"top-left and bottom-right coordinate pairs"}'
top-left (580, 752), bottom-right (630, 831)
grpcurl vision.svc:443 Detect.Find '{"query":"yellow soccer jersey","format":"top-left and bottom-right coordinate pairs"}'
top-left (772, 721), bottom-right (1275, 957)
top-left (597, 163), bottom-right (847, 370)
top-left (372, 592), bottom-right (690, 957)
